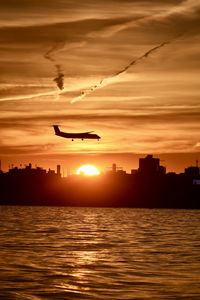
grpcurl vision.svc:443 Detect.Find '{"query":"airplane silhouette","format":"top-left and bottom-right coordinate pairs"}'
top-left (53, 125), bottom-right (101, 141)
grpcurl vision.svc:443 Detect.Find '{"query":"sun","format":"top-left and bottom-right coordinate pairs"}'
top-left (76, 164), bottom-right (100, 176)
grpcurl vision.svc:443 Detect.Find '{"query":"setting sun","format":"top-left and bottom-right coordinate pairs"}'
top-left (76, 164), bottom-right (100, 176)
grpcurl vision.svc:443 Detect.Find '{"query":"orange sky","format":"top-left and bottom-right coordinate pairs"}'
top-left (0, 0), bottom-right (200, 173)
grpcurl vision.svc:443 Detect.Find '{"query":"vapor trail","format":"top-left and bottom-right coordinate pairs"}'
top-left (0, 90), bottom-right (58, 102)
top-left (71, 36), bottom-right (181, 103)
top-left (44, 42), bottom-right (65, 90)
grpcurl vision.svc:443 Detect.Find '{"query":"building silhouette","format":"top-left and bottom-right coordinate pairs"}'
top-left (0, 155), bottom-right (199, 208)
top-left (185, 166), bottom-right (199, 178)
top-left (138, 155), bottom-right (166, 175)
top-left (57, 165), bottom-right (61, 177)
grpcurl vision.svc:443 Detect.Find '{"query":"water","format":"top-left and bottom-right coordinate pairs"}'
top-left (0, 206), bottom-right (200, 300)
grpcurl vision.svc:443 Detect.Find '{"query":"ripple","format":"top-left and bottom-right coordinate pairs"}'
top-left (0, 206), bottom-right (200, 299)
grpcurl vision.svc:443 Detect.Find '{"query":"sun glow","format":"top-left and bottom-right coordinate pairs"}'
top-left (76, 164), bottom-right (100, 176)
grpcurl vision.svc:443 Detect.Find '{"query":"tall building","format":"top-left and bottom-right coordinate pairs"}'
top-left (57, 165), bottom-right (61, 177)
top-left (139, 155), bottom-right (166, 175)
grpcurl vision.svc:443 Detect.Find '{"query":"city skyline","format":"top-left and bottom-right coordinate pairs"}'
top-left (1, 153), bottom-right (199, 175)
top-left (0, 0), bottom-right (200, 172)
top-left (1, 151), bottom-right (200, 174)
top-left (1, 153), bottom-right (200, 208)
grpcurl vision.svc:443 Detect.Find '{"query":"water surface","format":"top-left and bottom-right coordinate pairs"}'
top-left (0, 206), bottom-right (200, 299)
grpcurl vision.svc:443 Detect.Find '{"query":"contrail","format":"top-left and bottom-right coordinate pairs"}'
top-left (71, 36), bottom-right (182, 103)
top-left (54, 64), bottom-right (64, 90)
top-left (0, 90), bottom-right (58, 102)
top-left (44, 42), bottom-right (65, 90)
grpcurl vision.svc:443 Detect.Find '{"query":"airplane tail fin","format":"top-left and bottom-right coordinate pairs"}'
top-left (53, 125), bottom-right (60, 135)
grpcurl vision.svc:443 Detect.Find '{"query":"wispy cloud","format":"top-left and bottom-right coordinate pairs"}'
top-left (88, 0), bottom-right (200, 38)
top-left (0, 0), bottom-right (200, 160)
top-left (71, 36), bottom-right (182, 103)
top-left (0, 90), bottom-right (58, 102)
top-left (44, 42), bottom-right (65, 90)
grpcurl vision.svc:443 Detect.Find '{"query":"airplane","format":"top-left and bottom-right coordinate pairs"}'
top-left (53, 125), bottom-right (101, 141)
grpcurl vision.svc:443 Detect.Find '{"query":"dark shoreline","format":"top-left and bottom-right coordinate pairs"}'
top-left (1, 174), bottom-right (200, 208)
top-left (1, 155), bottom-right (200, 209)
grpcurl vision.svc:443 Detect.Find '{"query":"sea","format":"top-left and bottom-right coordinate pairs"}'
top-left (0, 206), bottom-right (200, 300)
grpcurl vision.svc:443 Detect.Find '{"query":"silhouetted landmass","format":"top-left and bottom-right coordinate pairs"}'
top-left (0, 156), bottom-right (200, 208)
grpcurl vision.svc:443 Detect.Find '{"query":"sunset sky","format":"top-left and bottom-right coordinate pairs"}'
top-left (0, 0), bottom-right (200, 173)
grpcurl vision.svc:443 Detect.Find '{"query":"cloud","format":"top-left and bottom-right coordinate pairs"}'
top-left (0, 143), bottom-right (56, 156)
top-left (0, 17), bottom-right (135, 45)
top-left (87, 0), bottom-right (200, 39)
top-left (0, 90), bottom-right (58, 102)
top-left (71, 36), bottom-right (182, 103)
top-left (1, 106), bottom-right (200, 126)
top-left (0, 0), bottom-right (200, 158)
top-left (194, 142), bottom-right (200, 149)
top-left (44, 42), bottom-right (65, 90)
top-left (67, 0), bottom-right (200, 103)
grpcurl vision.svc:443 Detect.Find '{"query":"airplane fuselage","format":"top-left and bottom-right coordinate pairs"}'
top-left (57, 131), bottom-right (100, 140)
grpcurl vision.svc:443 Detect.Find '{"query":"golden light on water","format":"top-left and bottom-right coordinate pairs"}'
top-left (76, 164), bottom-right (100, 176)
